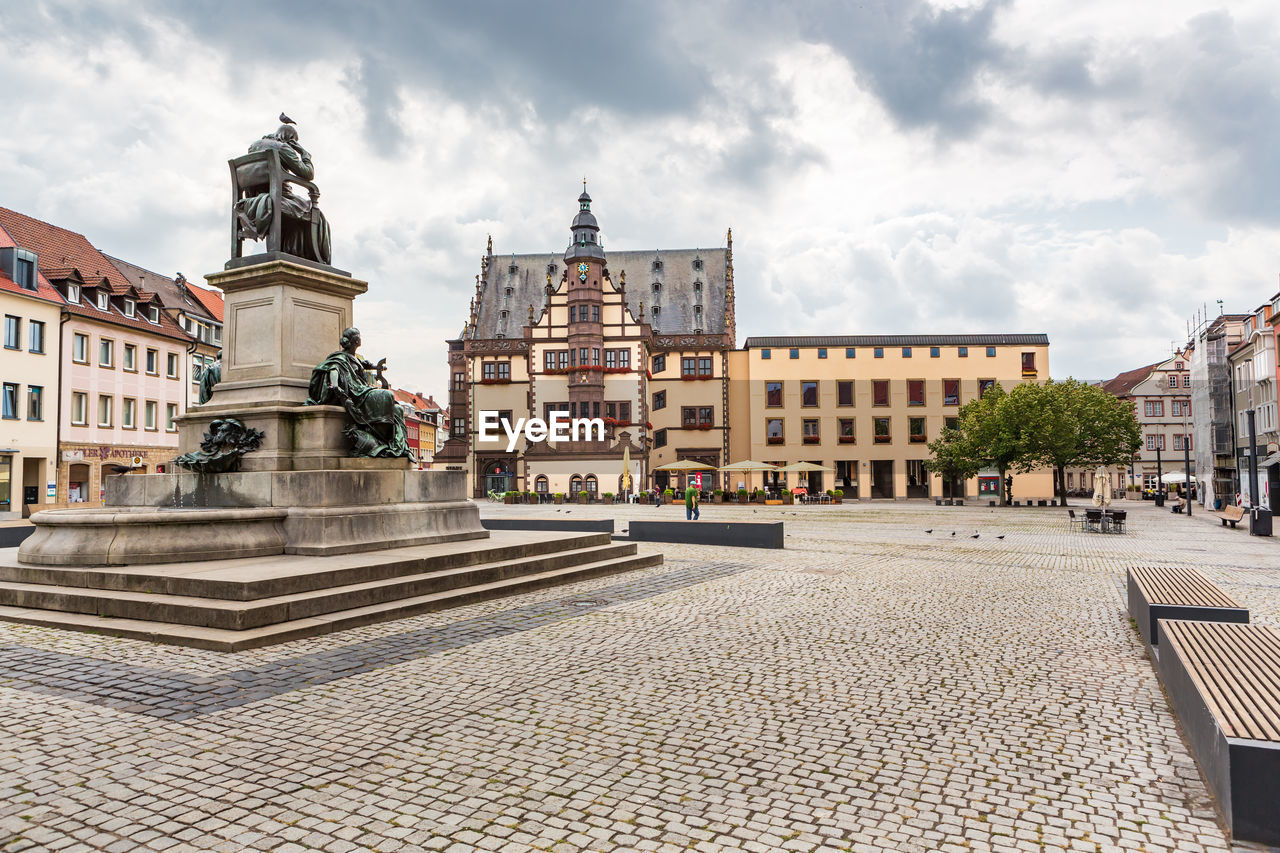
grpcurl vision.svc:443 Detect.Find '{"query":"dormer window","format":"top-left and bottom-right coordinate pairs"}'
top-left (547, 263), bottom-right (557, 275)
top-left (505, 287), bottom-right (513, 297)
top-left (148, 305), bottom-right (160, 324)
top-left (693, 281), bottom-right (702, 294)
top-left (694, 306), bottom-right (702, 320)
top-left (123, 298), bottom-right (136, 318)
top-left (652, 306), bottom-right (661, 319)
top-left (66, 284), bottom-right (80, 304)
top-left (652, 260), bottom-right (662, 272)
top-left (96, 291), bottom-right (109, 311)
top-left (508, 263), bottom-right (518, 274)
top-left (0, 247), bottom-right (37, 291)
top-left (693, 259), bottom-right (703, 271)
top-left (652, 283), bottom-right (661, 296)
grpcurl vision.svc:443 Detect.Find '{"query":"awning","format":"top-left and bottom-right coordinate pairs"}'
top-left (1262, 451), bottom-right (1280, 467)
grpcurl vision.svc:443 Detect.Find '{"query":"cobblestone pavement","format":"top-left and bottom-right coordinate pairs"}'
top-left (2, 500), bottom-right (1278, 853)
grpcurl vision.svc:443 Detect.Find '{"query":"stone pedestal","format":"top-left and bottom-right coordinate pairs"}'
top-left (19, 258), bottom-right (490, 569)
top-left (200, 260), bottom-right (365, 409)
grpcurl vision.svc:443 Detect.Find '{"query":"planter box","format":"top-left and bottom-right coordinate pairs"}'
top-left (503, 495), bottom-right (515, 505)
top-left (782, 493), bottom-right (793, 505)
top-left (554, 496), bottom-right (564, 504)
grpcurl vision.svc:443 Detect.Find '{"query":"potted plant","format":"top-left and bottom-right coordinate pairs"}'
top-left (663, 488), bottom-right (675, 504)
top-left (503, 490), bottom-right (516, 505)
top-left (603, 491), bottom-right (614, 504)
top-left (714, 488), bottom-right (724, 503)
top-left (782, 490), bottom-right (793, 505)
top-left (554, 492), bottom-right (564, 505)
top-left (737, 488), bottom-right (748, 502)
top-left (527, 491), bottom-right (538, 503)
top-left (832, 488), bottom-right (843, 504)
top-left (578, 490), bottom-right (589, 504)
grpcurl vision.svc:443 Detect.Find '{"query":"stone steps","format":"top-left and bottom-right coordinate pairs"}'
top-left (0, 531), bottom-right (616, 600)
top-left (0, 531), bottom-right (662, 651)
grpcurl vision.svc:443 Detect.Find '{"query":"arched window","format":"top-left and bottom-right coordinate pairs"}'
top-left (570, 475), bottom-right (583, 494)
top-left (585, 475), bottom-right (598, 495)
top-left (535, 475), bottom-right (549, 493)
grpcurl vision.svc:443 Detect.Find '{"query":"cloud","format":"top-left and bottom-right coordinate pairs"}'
top-left (2, 0), bottom-right (1280, 400)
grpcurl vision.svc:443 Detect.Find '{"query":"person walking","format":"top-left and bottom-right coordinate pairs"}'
top-left (685, 483), bottom-right (700, 521)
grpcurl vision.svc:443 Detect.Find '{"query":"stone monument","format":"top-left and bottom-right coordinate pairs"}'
top-left (0, 117), bottom-right (658, 649)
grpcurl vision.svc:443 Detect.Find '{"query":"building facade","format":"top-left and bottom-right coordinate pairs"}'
top-left (1186, 312), bottom-right (1249, 509)
top-left (1227, 300), bottom-right (1279, 509)
top-left (0, 208), bottom-right (196, 505)
top-left (437, 190), bottom-right (734, 497)
top-left (736, 336), bottom-right (1054, 500)
top-left (1097, 354), bottom-right (1196, 495)
top-left (0, 231), bottom-right (62, 518)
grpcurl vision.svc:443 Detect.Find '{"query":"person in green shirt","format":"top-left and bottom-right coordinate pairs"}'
top-left (685, 484), bottom-right (700, 521)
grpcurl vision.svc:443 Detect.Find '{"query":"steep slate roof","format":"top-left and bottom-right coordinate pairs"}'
top-left (0, 207), bottom-right (192, 343)
top-left (473, 247), bottom-right (729, 339)
top-left (1099, 362), bottom-right (1158, 398)
top-left (743, 334), bottom-right (1050, 348)
top-left (107, 255), bottom-right (221, 323)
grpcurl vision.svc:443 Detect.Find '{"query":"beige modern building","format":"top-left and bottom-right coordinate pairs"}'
top-left (0, 233), bottom-right (62, 518)
top-left (735, 335), bottom-right (1055, 500)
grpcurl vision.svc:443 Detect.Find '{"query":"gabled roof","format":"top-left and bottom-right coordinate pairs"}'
top-left (108, 254), bottom-right (223, 323)
top-left (1100, 362), bottom-right (1159, 398)
top-left (0, 207), bottom-right (130, 288)
top-left (0, 207), bottom-right (193, 343)
top-left (474, 246), bottom-right (730, 339)
top-left (0, 221), bottom-right (65, 306)
top-left (186, 283), bottom-right (224, 322)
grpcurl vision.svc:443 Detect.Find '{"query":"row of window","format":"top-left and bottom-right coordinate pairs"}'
top-left (62, 283), bottom-right (163, 324)
top-left (3, 316), bottom-right (46, 353)
top-left (68, 392), bottom-right (178, 431)
top-left (1141, 399), bottom-right (1192, 417)
top-left (1145, 434), bottom-right (1193, 451)
top-left (765, 378), bottom-right (995, 408)
top-left (71, 333), bottom-right (182, 378)
top-left (0, 382), bottom-right (43, 421)
top-left (649, 355), bottom-right (714, 377)
top-left (567, 304), bottom-right (601, 323)
top-left (538, 349), bottom-right (633, 372)
top-left (759, 346), bottom-right (1032, 367)
top-left (763, 416), bottom-right (941, 445)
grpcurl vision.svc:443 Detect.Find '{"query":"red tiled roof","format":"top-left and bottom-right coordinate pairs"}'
top-left (0, 207), bottom-right (192, 343)
top-left (1100, 363), bottom-right (1159, 398)
top-left (0, 207), bottom-right (131, 288)
top-left (185, 282), bottom-right (224, 322)
top-left (0, 222), bottom-right (66, 307)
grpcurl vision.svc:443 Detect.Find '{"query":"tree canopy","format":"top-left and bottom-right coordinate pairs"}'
top-left (925, 379), bottom-right (1142, 505)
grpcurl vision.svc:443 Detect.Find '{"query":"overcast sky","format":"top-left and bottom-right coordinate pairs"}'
top-left (3, 0), bottom-right (1279, 394)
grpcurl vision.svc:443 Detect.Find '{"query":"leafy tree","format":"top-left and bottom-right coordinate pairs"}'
top-left (926, 384), bottom-right (1024, 505)
top-left (1016, 379), bottom-right (1142, 506)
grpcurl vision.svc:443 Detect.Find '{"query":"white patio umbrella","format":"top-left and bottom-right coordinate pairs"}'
top-left (1160, 471), bottom-right (1199, 484)
top-left (718, 460), bottom-right (779, 494)
top-left (775, 461), bottom-right (835, 491)
top-left (1093, 465), bottom-right (1112, 508)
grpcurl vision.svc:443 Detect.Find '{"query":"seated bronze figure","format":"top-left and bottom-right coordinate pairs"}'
top-left (307, 328), bottom-right (412, 460)
top-left (231, 117), bottom-right (332, 265)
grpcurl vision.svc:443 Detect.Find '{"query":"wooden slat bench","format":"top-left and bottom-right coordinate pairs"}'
top-left (1221, 505), bottom-right (1246, 528)
top-left (1156, 620), bottom-right (1280, 846)
top-left (1127, 566), bottom-right (1248, 649)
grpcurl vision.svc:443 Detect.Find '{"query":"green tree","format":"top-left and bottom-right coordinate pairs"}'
top-left (926, 384), bottom-right (1028, 506)
top-left (1015, 378), bottom-right (1143, 506)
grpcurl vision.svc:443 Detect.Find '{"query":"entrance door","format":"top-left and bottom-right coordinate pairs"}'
top-left (0, 456), bottom-right (10, 513)
top-left (870, 460), bottom-right (894, 499)
top-left (906, 459), bottom-right (929, 498)
top-left (68, 463), bottom-right (89, 503)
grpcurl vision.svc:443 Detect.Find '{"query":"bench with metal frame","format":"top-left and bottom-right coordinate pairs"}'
top-left (1127, 566), bottom-right (1248, 650)
top-left (1221, 505), bottom-right (1246, 529)
top-left (1155, 619), bottom-right (1280, 847)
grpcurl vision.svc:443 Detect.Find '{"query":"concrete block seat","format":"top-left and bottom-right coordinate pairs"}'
top-left (625, 521), bottom-right (783, 549)
top-left (1156, 620), bottom-right (1280, 847)
top-left (0, 531), bottom-right (661, 651)
top-left (1127, 566), bottom-right (1248, 650)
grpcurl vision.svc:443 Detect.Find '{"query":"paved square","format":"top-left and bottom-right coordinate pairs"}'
top-left (2, 501), bottom-right (1278, 852)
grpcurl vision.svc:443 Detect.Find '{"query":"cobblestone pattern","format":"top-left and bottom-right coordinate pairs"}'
top-left (2, 500), bottom-right (1278, 852)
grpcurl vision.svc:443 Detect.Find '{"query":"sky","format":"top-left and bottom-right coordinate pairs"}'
top-left (2, 0), bottom-right (1280, 395)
